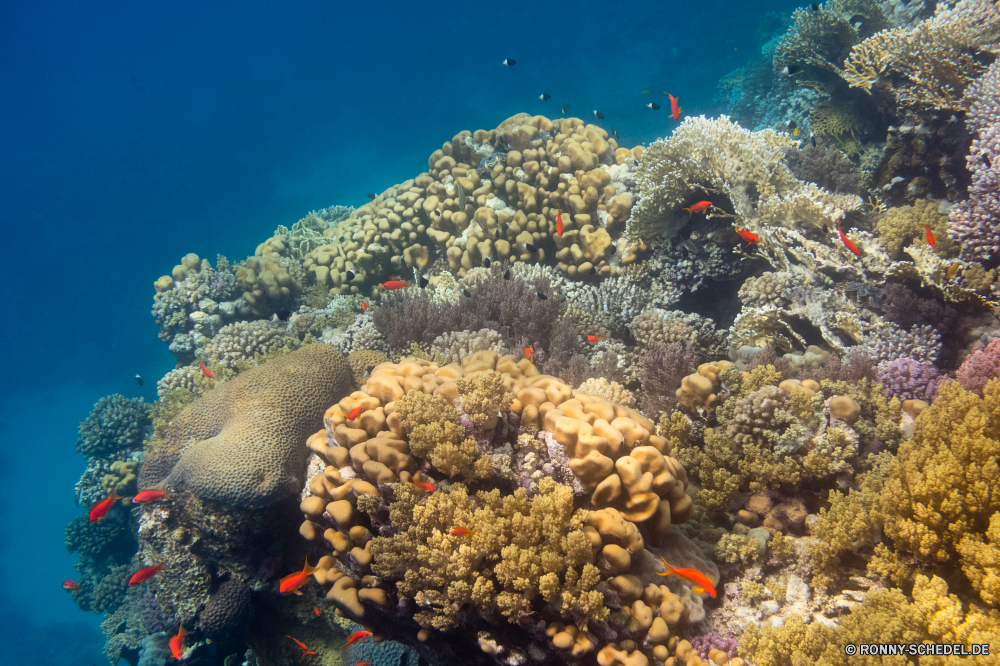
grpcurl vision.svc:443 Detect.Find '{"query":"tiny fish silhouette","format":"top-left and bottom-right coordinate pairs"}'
top-left (502, 58), bottom-right (516, 66)
top-left (593, 110), bottom-right (604, 119)
top-left (539, 93), bottom-right (551, 101)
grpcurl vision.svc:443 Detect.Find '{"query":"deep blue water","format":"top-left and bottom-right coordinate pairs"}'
top-left (0, 0), bottom-right (797, 660)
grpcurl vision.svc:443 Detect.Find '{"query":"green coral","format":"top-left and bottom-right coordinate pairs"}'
top-left (715, 533), bottom-right (762, 564)
top-left (395, 390), bottom-right (490, 480)
top-left (456, 370), bottom-right (513, 430)
top-left (370, 477), bottom-right (603, 631)
top-left (743, 580), bottom-right (767, 606)
top-left (809, 471), bottom-right (884, 592)
top-left (99, 460), bottom-right (138, 496)
top-left (76, 394), bottom-right (151, 458)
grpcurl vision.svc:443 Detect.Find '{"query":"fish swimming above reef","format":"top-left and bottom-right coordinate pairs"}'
top-left (923, 224), bottom-right (936, 247)
top-left (562, 104), bottom-right (569, 114)
top-left (658, 557), bottom-right (717, 597)
top-left (132, 489), bottom-right (170, 503)
top-left (647, 102), bottom-right (660, 110)
top-left (557, 209), bottom-right (564, 236)
top-left (346, 404), bottom-right (364, 420)
top-left (593, 110), bottom-right (604, 119)
top-left (382, 280), bottom-right (410, 290)
top-left (837, 220), bottom-right (861, 257)
top-left (170, 624), bottom-right (191, 661)
top-left (135, 373), bottom-right (143, 386)
top-left (736, 228), bottom-right (760, 245)
top-left (502, 58), bottom-right (515, 66)
top-left (539, 92), bottom-right (550, 101)
top-left (367, 193), bottom-right (376, 200)
top-left (450, 526), bottom-right (474, 537)
top-left (62, 580), bottom-right (79, 591)
top-left (280, 559), bottom-right (320, 595)
top-left (666, 93), bottom-right (682, 121)
top-left (128, 563), bottom-right (166, 586)
top-left (89, 492), bottom-right (121, 523)
top-left (199, 359), bottom-right (213, 379)
top-left (344, 630), bottom-right (372, 648)
top-left (683, 201), bottom-right (712, 217)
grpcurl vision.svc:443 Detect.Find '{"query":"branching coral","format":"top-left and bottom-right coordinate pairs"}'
top-left (76, 395), bottom-right (150, 459)
top-left (784, 142), bottom-right (861, 195)
top-left (875, 199), bottom-right (955, 259)
top-left (877, 357), bottom-right (946, 402)
top-left (951, 118), bottom-right (1000, 262)
top-left (201, 320), bottom-right (291, 368)
top-left (430, 328), bottom-right (505, 364)
top-left (957, 338), bottom-right (1000, 395)
top-left (395, 390), bottom-right (489, 480)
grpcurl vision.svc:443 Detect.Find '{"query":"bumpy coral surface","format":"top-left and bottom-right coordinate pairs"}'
top-left (144, 344), bottom-right (354, 508)
top-left (76, 394), bottom-right (151, 458)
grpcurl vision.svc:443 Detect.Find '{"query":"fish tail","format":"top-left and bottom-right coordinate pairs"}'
top-left (659, 557), bottom-right (676, 577)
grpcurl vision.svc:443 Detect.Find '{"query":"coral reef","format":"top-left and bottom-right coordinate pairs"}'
top-left (957, 338), bottom-right (1000, 395)
top-left (76, 394), bottom-right (151, 459)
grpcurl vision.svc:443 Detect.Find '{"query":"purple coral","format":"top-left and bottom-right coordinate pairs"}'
top-left (638, 341), bottom-right (699, 418)
top-left (690, 633), bottom-right (739, 660)
top-left (877, 357), bottom-right (946, 402)
top-left (956, 338), bottom-right (1000, 395)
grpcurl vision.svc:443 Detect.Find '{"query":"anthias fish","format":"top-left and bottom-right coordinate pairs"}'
top-left (132, 489), bottom-right (170, 503)
top-left (280, 559), bottom-right (320, 595)
top-left (346, 404), bottom-right (363, 420)
top-left (382, 280), bottom-right (410, 290)
top-left (63, 580), bottom-right (79, 591)
top-left (658, 557), bottom-right (717, 598)
top-left (524, 347), bottom-right (535, 363)
top-left (170, 624), bottom-right (192, 661)
top-left (129, 563), bottom-right (166, 586)
top-left (923, 224), bottom-right (936, 247)
top-left (313, 606), bottom-right (321, 616)
top-left (837, 221), bottom-right (861, 257)
top-left (412, 481), bottom-right (436, 493)
top-left (89, 493), bottom-right (121, 523)
top-left (556, 209), bottom-right (564, 236)
top-left (360, 301), bottom-right (370, 311)
top-left (198, 359), bottom-right (213, 378)
top-left (666, 93), bottom-right (682, 121)
top-left (683, 201), bottom-right (712, 217)
top-left (286, 636), bottom-right (309, 651)
top-left (736, 228), bottom-right (760, 245)
top-left (587, 335), bottom-right (605, 344)
top-left (344, 630), bottom-right (373, 648)
top-left (450, 526), bottom-right (474, 537)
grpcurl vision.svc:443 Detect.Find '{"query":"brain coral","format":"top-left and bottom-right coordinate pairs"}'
top-left (199, 578), bottom-right (253, 638)
top-left (145, 344), bottom-right (353, 508)
top-left (76, 395), bottom-right (151, 458)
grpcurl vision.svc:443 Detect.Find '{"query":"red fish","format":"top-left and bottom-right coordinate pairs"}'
top-left (524, 347), bottom-right (534, 363)
top-left (450, 526), bottom-right (474, 537)
top-left (557, 209), bottom-right (564, 236)
top-left (346, 405), bottom-right (363, 420)
top-left (735, 228), bottom-right (759, 245)
top-left (586, 335), bottom-right (605, 344)
top-left (280, 559), bottom-right (320, 595)
top-left (382, 280), bottom-right (410, 290)
top-left (132, 489), bottom-right (171, 504)
top-left (361, 301), bottom-right (370, 310)
top-left (658, 557), bottom-right (717, 598)
top-left (353, 661), bottom-right (371, 666)
top-left (199, 359), bottom-right (214, 379)
top-left (837, 221), bottom-right (861, 257)
top-left (286, 636), bottom-right (309, 651)
top-left (129, 563), bottom-right (166, 586)
top-left (923, 224), bottom-right (936, 247)
top-left (313, 606), bottom-right (321, 617)
top-left (170, 624), bottom-right (192, 661)
top-left (89, 493), bottom-right (121, 523)
top-left (683, 201), bottom-right (712, 217)
top-left (412, 481), bottom-right (437, 493)
top-left (344, 630), bottom-right (373, 648)
top-left (666, 93), bottom-right (682, 121)
top-left (62, 580), bottom-right (79, 591)
top-left (301, 653), bottom-right (318, 661)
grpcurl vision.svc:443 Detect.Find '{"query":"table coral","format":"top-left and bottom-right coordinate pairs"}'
top-left (76, 394), bottom-right (151, 459)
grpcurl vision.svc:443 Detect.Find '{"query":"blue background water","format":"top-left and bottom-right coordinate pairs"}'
top-left (0, 0), bottom-right (796, 660)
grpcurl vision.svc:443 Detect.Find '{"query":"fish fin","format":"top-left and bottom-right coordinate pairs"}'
top-left (302, 558), bottom-right (320, 575)
top-left (692, 586), bottom-right (704, 596)
top-left (706, 573), bottom-right (715, 584)
top-left (292, 589), bottom-right (303, 596)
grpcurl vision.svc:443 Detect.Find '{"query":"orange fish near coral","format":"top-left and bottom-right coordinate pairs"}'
top-left (170, 624), bottom-right (192, 661)
top-left (286, 636), bottom-right (309, 651)
top-left (199, 359), bottom-right (214, 379)
top-left (346, 404), bottom-right (363, 420)
top-left (658, 557), bottom-right (717, 598)
top-left (129, 563), bottom-right (166, 586)
top-left (557, 209), bottom-right (564, 236)
top-left (837, 221), bottom-right (861, 258)
top-left (666, 93), bottom-right (682, 121)
top-left (89, 492), bottom-right (121, 523)
top-left (353, 660), bottom-right (371, 666)
top-left (683, 201), bottom-right (712, 217)
top-left (361, 301), bottom-right (370, 311)
top-left (344, 631), bottom-right (372, 649)
top-left (301, 653), bottom-right (318, 660)
top-left (450, 526), bottom-right (474, 537)
top-left (62, 580), bottom-right (79, 591)
top-left (412, 481), bottom-right (437, 493)
top-left (313, 606), bottom-right (321, 616)
top-left (923, 224), bottom-right (936, 247)
top-left (280, 559), bottom-right (320, 595)
top-left (382, 280), bottom-right (410, 290)
top-left (587, 335), bottom-right (605, 344)
top-left (735, 228), bottom-right (759, 245)
top-left (524, 347), bottom-right (534, 363)
top-left (132, 489), bottom-right (171, 504)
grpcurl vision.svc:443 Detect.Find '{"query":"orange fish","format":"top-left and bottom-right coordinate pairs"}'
top-left (169, 624), bottom-right (192, 661)
top-left (666, 93), bottom-right (682, 121)
top-left (313, 606), bottom-right (321, 617)
top-left (683, 201), bottom-right (712, 217)
top-left (361, 301), bottom-right (370, 310)
top-left (658, 557), bottom-right (717, 598)
top-left (735, 228), bottom-right (759, 245)
top-left (199, 359), bottom-right (214, 379)
top-left (382, 280), bottom-right (410, 290)
top-left (586, 335), bottom-right (605, 344)
top-left (412, 481), bottom-right (437, 493)
top-left (286, 636), bottom-right (309, 651)
top-left (837, 221), bottom-right (861, 258)
top-left (923, 224), bottom-right (936, 247)
top-left (353, 661), bottom-right (371, 666)
top-left (524, 347), bottom-right (534, 363)
top-left (62, 580), bottom-right (79, 591)
top-left (344, 630), bottom-right (373, 648)
top-left (132, 489), bottom-right (171, 504)
top-left (89, 492), bottom-right (121, 523)
top-left (301, 653), bottom-right (318, 661)
top-left (450, 526), bottom-right (474, 537)
top-left (557, 209), bottom-right (564, 236)
top-left (280, 559), bottom-right (320, 595)
top-left (346, 405), bottom-right (363, 420)
top-left (128, 563), bottom-right (166, 586)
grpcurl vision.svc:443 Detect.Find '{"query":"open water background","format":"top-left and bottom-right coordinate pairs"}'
top-left (0, 1), bottom-right (797, 661)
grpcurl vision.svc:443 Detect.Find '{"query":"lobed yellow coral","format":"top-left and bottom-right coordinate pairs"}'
top-left (875, 199), bottom-right (956, 259)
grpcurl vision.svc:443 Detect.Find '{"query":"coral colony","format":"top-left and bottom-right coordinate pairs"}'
top-left (66, 2), bottom-right (1000, 664)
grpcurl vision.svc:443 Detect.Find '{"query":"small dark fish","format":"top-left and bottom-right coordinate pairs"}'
top-left (275, 310), bottom-right (291, 322)
top-left (588, 266), bottom-right (597, 275)
top-left (135, 374), bottom-right (143, 386)
top-left (502, 58), bottom-right (516, 66)
top-left (562, 105), bottom-right (569, 114)
top-left (823, 224), bottom-right (830, 234)
top-left (613, 129), bottom-right (621, 141)
top-left (524, 242), bottom-right (537, 253)
top-left (788, 121), bottom-right (797, 131)
top-left (985, 155), bottom-right (993, 169)
top-left (345, 269), bottom-right (356, 281)
top-left (810, 134), bottom-right (817, 148)
top-left (593, 110), bottom-right (604, 119)
top-left (367, 193), bottom-right (376, 200)
top-left (647, 102), bottom-right (660, 110)
top-left (462, 289), bottom-right (472, 298)
top-left (503, 269), bottom-right (511, 280)
top-left (536, 292), bottom-right (548, 300)
top-left (810, 2), bottom-right (819, 11)
top-left (539, 93), bottom-right (551, 101)
top-left (419, 273), bottom-right (429, 288)
top-left (483, 257), bottom-right (491, 268)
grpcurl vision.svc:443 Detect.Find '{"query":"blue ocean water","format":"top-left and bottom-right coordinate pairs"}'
top-left (1, 0), bottom-right (798, 661)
